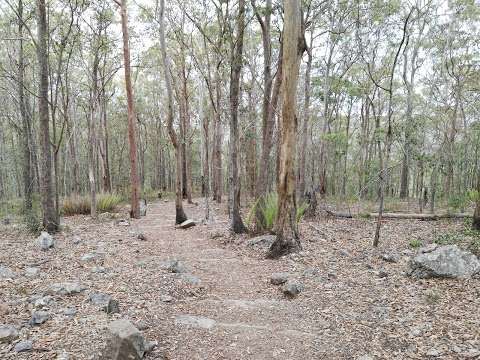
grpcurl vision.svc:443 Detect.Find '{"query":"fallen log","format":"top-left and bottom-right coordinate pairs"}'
top-left (326, 210), bottom-right (471, 221)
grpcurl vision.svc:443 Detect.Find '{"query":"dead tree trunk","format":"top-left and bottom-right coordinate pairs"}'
top-left (120, 0), bottom-right (141, 218)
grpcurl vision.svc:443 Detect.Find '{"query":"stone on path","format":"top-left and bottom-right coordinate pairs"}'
top-left (34, 296), bottom-right (54, 309)
top-left (177, 219), bottom-right (196, 229)
top-left (101, 320), bottom-right (146, 360)
top-left (0, 265), bottom-right (16, 280)
top-left (180, 273), bottom-right (201, 286)
top-left (48, 282), bottom-right (86, 295)
top-left (282, 280), bottom-right (304, 298)
top-left (25, 267), bottom-right (40, 277)
top-left (30, 311), bottom-right (50, 325)
top-left (81, 253), bottom-right (97, 262)
top-left (14, 340), bottom-right (33, 352)
top-left (0, 324), bottom-right (18, 343)
top-left (270, 272), bottom-right (289, 285)
top-left (160, 295), bottom-right (174, 303)
top-left (160, 259), bottom-right (187, 274)
top-left (247, 235), bottom-right (276, 248)
top-left (381, 252), bottom-right (400, 263)
top-left (37, 231), bottom-right (54, 250)
top-left (409, 245), bottom-right (480, 279)
top-left (175, 315), bottom-right (216, 330)
top-left (89, 293), bottom-right (120, 314)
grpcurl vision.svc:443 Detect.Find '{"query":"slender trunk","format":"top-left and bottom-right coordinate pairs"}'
top-left (158, 0), bottom-right (187, 224)
top-left (120, 0), bottom-right (141, 218)
top-left (229, 0), bottom-right (247, 234)
top-left (18, 0), bottom-right (36, 228)
top-left (36, 0), bottom-right (58, 233)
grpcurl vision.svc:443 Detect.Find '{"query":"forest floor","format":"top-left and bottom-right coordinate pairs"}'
top-left (1, 199), bottom-right (480, 359)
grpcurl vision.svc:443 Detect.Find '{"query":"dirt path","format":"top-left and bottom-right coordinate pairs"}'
top-left (138, 201), bottom-right (323, 360)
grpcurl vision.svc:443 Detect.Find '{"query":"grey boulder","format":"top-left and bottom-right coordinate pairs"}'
top-left (270, 272), bottom-right (290, 285)
top-left (14, 340), bottom-right (33, 352)
top-left (409, 245), bottom-right (480, 279)
top-left (282, 280), bottom-right (304, 298)
top-left (90, 293), bottom-right (120, 314)
top-left (37, 231), bottom-right (54, 250)
top-left (100, 320), bottom-right (146, 360)
top-left (30, 311), bottom-right (50, 325)
top-left (0, 266), bottom-right (16, 280)
top-left (48, 282), bottom-right (86, 295)
top-left (177, 219), bottom-right (196, 229)
top-left (247, 235), bottom-right (275, 248)
top-left (0, 324), bottom-right (18, 343)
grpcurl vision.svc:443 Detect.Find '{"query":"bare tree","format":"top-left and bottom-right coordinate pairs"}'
top-left (229, 0), bottom-right (247, 233)
top-left (36, 0), bottom-right (58, 233)
top-left (118, 0), bottom-right (141, 218)
top-left (158, 0), bottom-right (188, 224)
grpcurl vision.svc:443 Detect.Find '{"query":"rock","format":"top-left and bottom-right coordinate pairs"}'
top-left (303, 268), bottom-right (319, 277)
top-left (48, 282), bottom-right (86, 295)
top-left (62, 307), bottom-right (77, 317)
top-left (37, 231), bottom-right (54, 250)
top-left (25, 267), bottom-right (40, 277)
top-left (0, 266), bottom-right (16, 280)
top-left (34, 296), bottom-right (54, 309)
top-left (282, 280), bottom-right (304, 298)
top-left (92, 266), bottom-right (107, 274)
top-left (14, 340), bottom-right (33, 352)
top-left (30, 311), bottom-right (50, 325)
top-left (177, 219), bottom-right (196, 229)
top-left (161, 259), bottom-right (187, 274)
top-left (72, 237), bottom-right (82, 245)
top-left (270, 272), bottom-right (290, 285)
top-left (105, 299), bottom-right (120, 314)
top-left (209, 231), bottom-right (225, 239)
top-left (247, 235), bottom-right (275, 247)
top-left (81, 253), bottom-right (97, 261)
top-left (180, 274), bottom-right (201, 286)
top-left (144, 340), bottom-right (157, 353)
top-left (409, 245), bottom-right (480, 279)
top-left (101, 320), bottom-right (146, 360)
top-left (381, 253), bottom-right (400, 263)
top-left (175, 315), bottom-right (216, 329)
top-left (137, 232), bottom-right (146, 241)
top-left (139, 199), bottom-right (147, 217)
top-left (0, 325), bottom-right (18, 343)
top-left (89, 293), bottom-right (119, 314)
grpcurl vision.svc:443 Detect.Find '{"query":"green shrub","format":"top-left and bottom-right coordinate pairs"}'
top-left (97, 193), bottom-right (122, 213)
top-left (62, 193), bottom-right (122, 216)
top-left (409, 239), bottom-right (422, 248)
top-left (246, 192), bottom-right (308, 233)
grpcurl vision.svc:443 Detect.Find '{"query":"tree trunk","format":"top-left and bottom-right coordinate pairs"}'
top-left (120, 0), bottom-right (141, 218)
top-left (18, 0), bottom-right (36, 228)
top-left (36, 0), bottom-right (58, 233)
top-left (229, 0), bottom-right (247, 234)
top-left (158, 0), bottom-right (187, 224)
top-left (267, 0), bottom-right (304, 259)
